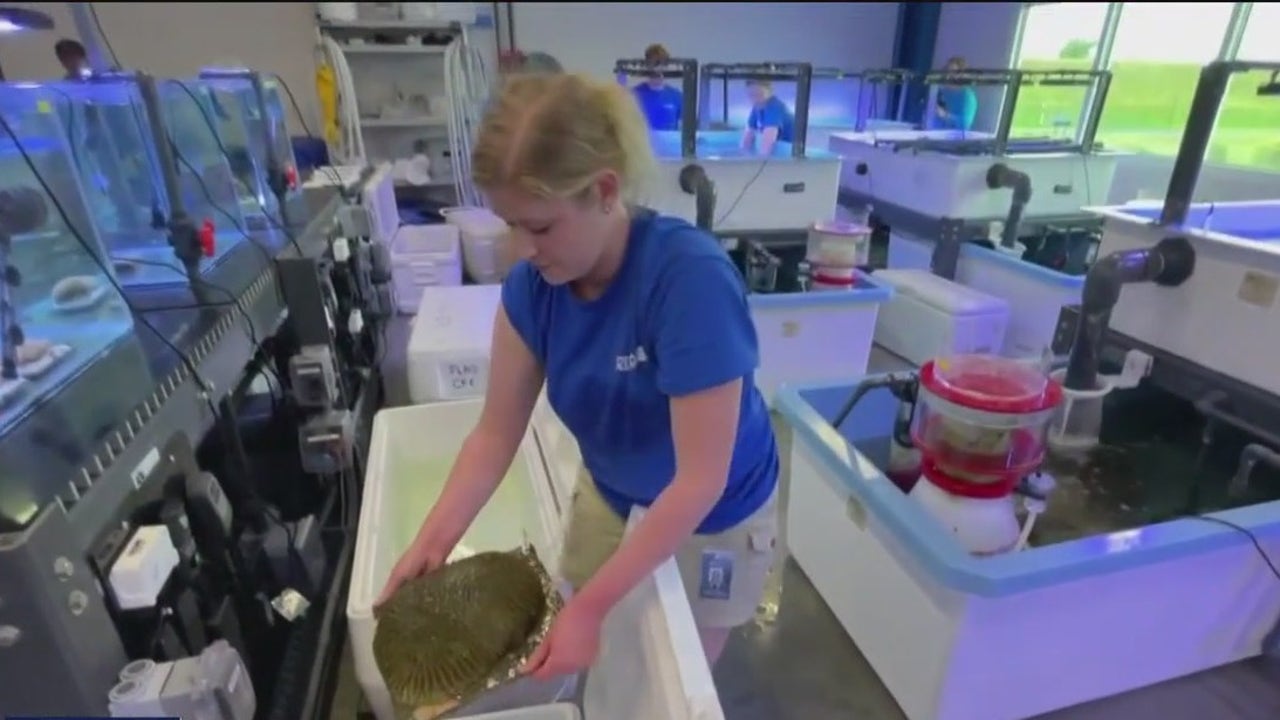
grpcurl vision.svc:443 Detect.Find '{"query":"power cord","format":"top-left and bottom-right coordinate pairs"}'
top-left (1193, 514), bottom-right (1280, 581)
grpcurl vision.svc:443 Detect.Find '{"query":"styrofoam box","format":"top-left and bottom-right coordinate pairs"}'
top-left (406, 284), bottom-right (501, 404)
top-left (871, 269), bottom-right (1010, 366)
top-left (442, 207), bottom-right (513, 284)
top-left (349, 400), bottom-right (724, 720)
top-left (391, 224), bottom-right (463, 315)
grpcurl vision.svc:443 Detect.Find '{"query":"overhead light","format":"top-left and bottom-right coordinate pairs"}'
top-left (0, 7), bottom-right (54, 34)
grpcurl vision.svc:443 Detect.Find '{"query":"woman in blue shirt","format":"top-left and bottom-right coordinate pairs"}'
top-left (379, 72), bottom-right (780, 676)
top-left (632, 43), bottom-right (683, 131)
top-left (933, 55), bottom-right (978, 131)
top-left (741, 80), bottom-right (795, 155)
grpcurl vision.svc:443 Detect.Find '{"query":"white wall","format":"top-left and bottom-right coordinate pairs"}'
top-left (511, 2), bottom-right (900, 79)
top-left (933, 1), bottom-right (1280, 205)
top-left (0, 2), bottom-right (321, 133)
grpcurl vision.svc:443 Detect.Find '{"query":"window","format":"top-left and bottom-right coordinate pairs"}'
top-left (1094, 3), bottom-right (1235, 160)
top-left (1217, 4), bottom-right (1280, 172)
top-left (1011, 3), bottom-right (1110, 138)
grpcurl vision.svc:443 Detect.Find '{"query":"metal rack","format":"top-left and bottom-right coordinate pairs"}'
top-left (613, 56), bottom-right (699, 158)
top-left (1161, 60), bottom-right (1280, 226)
top-left (317, 16), bottom-right (464, 189)
top-left (698, 61), bottom-right (814, 157)
top-left (850, 67), bottom-right (917, 131)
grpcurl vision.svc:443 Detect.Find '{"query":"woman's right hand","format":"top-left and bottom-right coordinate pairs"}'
top-left (375, 536), bottom-right (452, 607)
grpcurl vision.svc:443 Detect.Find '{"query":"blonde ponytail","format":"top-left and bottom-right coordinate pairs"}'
top-left (472, 73), bottom-right (657, 204)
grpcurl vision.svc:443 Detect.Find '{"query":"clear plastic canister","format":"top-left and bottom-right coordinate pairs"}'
top-left (807, 220), bottom-right (871, 269)
top-left (910, 355), bottom-right (1063, 482)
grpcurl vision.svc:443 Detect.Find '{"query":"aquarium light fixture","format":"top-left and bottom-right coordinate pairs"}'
top-left (0, 7), bottom-right (54, 33)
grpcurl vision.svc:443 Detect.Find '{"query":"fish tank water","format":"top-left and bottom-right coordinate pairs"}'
top-left (198, 70), bottom-right (302, 229)
top-left (46, 77), bottom-right (248, 288)
top-left (0, 86), bottom-right (134, 434)
top-left (166, 78), bottom-right (274, 232)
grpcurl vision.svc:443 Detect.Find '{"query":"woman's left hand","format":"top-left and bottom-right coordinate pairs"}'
top-left (522, 594), bottom-right (606, 680)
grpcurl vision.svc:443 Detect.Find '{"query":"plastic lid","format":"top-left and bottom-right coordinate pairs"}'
top-left (919, 355), bottom-right (1062, 414)
top-left (811, 219), bottom-right (871, 236)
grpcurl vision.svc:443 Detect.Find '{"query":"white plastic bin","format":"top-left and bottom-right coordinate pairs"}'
top-left (747, 274), bottom-right (893, 404)
top-left (442, 207), bottom-right (514, 284)
top-left (954, 245), bottom-right (1084, 359)
top-left (406, 285), bottom-right (502, 404)
top-left (349, 401), bottom-right (725, 720)
top-left (391, 224), bottom-right (463, 314)
top-left (871, 269), bottom-right (1010, 365)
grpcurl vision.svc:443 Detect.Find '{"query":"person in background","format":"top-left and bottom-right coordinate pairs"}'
top-left (933, 55), bottom-right (978, 132)
top-left (740, 80), bottom-right (794, 156)
top-left (54, 39), bottom-right (88, 80)
top-left (378, 72), bottom-right (780, 677)
top-left (632, 43), bottom-right (682, 131)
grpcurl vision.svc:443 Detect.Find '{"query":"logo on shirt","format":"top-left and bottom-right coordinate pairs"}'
top-left (615, 345), bottom-right (649, 372)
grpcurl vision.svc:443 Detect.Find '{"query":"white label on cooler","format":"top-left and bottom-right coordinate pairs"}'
top-left (436, 356), bottom-right (489, 399)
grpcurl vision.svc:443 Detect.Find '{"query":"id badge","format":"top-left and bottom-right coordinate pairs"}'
top-left (698, 549), bottom-right (734, 600)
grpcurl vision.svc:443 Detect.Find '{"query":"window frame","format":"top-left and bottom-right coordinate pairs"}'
top-left (1011, 2), bottom-right (1261, 162)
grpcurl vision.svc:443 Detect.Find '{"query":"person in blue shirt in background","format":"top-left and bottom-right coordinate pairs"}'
top-left (632, 43), bottom-right (682, 131)
top-left (379, 72), bottom-right (780, 676)
top-left (933, 55), bottom-right (978, 131)
top-left (741, 80), bottom-right (795, 155)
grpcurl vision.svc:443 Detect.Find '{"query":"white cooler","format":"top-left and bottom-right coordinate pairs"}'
top-left (871, 269), bottom-right (1010, 366)
top-left (349, 400), bottom-right (723, 720)
top-left (406, 285), bottom-right (502, 404)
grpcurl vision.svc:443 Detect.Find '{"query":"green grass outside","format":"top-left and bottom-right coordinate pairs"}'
top-left (1014, 59), bottom-right (1280, 171)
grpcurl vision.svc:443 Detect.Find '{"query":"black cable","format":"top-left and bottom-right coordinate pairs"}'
top-left (268, 73), bottom-right (348, 192)
top-left (163, 79), bottom-right (305, 258)
top-left (0, 113), bottom-right (220, 421)
top-left (1193, 515), bottom-right (1280, 581)
top-left (88, 3), bottom-right (121, 70)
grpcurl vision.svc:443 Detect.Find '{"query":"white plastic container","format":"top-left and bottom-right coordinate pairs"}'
top-left (390, 224), bottom-right (463, 314)
top-left (808, 219), bottom-right (871, 268)
top-left (349, 400), bottom-right (724, 720)
top-left (400, 2), bottom-right (439, 21)
top-left (317, 2), bottom-right (358, 22)
top-left (442, 206), bottom-right (513, 284)
top-left (871, 269), bottom-right (1010, 366)
top-left (747, 275), bottom-right (892, 403)
top-left (406, 285), bottom-right (501, 404)
top-left (908, 473), bottom-right (1021, 556)
top-left (953, 245), bottom-right (1084, 360)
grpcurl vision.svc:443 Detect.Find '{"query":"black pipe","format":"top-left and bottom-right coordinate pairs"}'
top-left (679, 164), bottom-right (716, 231)
top-left (1230, 443), bottom-right (1280, 498)
top-left (985, 163), bottom-right (1032, 249)
top-left (1062, 236), bottom-right (1196, 391)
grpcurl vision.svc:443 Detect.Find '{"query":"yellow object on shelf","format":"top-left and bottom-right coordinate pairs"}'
top-left (315, 61), bottom-right (339, 148)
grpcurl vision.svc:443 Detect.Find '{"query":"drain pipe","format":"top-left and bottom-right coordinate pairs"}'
top-left (985, 162), bottom-right (1032, 250)
top-left (1062, 236), bottom-right (1196, 391)
top-left (679, 164), bottom-right (717, 231)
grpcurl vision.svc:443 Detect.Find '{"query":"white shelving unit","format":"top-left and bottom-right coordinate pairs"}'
top-left (317, 13), bottom-right (465, 191)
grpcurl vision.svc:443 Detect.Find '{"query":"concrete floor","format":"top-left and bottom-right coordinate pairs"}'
top-left (328, 319), bottom-right (1280, 720)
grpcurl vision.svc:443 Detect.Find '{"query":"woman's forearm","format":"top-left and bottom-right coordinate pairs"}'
top-left (575, 473), bottom-right (727, 615)
top-left (414, 430), bottom-right (519, 551)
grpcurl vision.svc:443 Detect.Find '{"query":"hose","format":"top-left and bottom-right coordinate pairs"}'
top-left (444, 25), bottom-right (494, 208)
top-left (318, 35), bottom-right (365, 164)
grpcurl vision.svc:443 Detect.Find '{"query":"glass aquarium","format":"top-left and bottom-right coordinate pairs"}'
top-left (198, 69), bottom-right (302, 229)
top-left (40, 75), bottom-right (248, 288)
top-left (0, 83), bottom-right (135, 434)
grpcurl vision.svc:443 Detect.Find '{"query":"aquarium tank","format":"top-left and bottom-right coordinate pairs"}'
top-left (199, 69), bottom-right (302, 229)
top-left (0, 83), bottom-right (135, 434)
top-left (44, 75), bottom-right (247, 288)
top-left (165, 78), bottom-right (274, 232)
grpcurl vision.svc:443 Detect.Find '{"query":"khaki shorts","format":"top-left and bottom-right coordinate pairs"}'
top-left (559, 468), bottom-right (780, 629)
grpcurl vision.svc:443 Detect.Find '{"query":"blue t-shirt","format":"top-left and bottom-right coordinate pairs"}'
top-left (747, 95), bottom-right (794, 144)
top-left (502, 210), bottom-right (779, 534)
top-left (934, 87), bottom-right (978, 131)
top-left (633, 84), bottom-right (683, 131)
